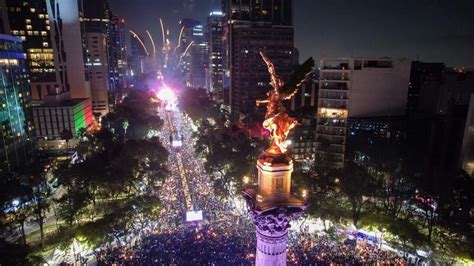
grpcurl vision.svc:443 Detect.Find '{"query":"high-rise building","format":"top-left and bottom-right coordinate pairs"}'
top-left (85, 31), bottom-right (109, 116)
top-left (179, 18), bottom-right (198, 87)
top-left (83, 0), bottom-right (110, 116)
top-left (1, 0), bottom-right (94, 150)
top-left (108, 15), bottom-right (127, 94)
top-left (179, 18), bottom-right (208, 89)
top-left (190, 24), bottom-right (208, 89)
top-left (316, 58), bottom-right (411, 166)
top-left (46, 0), bottom-right (91, 100)
top-left (29, 0), bottom-right (93, 148)
top-left (289, 74), bottom-right (318, 161)
top-left (0, 0), bottom-right (60, 100)
top-left (0, 34), bottom-right (34, 170)
top-left (222, 0), bottom-right (294, 121)
top-left (207, 11), bottom-right (225, 103)
top-left (407, 61), bottom-right (445, 115)
top-left (129, 33), bottom-right (147, 77)
top-left (407, 68), bottom-right (474, 177)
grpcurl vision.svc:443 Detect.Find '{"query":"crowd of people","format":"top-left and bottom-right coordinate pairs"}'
top-left (135, 221), bottom-right (255, 265)
top-left (91, 108), bottom-right (411, 265)
top-left (289, 232), bottom-right (407, 265)
top-left (95, 245), bottom-right (135, 265)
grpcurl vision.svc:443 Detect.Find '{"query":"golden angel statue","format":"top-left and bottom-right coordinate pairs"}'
top-left (256, 50), bottom-right (314, 155)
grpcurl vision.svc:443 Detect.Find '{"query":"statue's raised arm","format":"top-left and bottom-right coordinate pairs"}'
top-left (256, 50), bottom-right (314, 155)
top-left (259, 50), bottom-right (284, 92)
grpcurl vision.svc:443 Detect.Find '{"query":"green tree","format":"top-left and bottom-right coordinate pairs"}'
top-left (377, 162), bottom-right (417, 219)
top-left (104, 89), bottom-right (163, 139)
top-left (293, 157), bottom-right (343, 231)
top-left (0, 172), bottom-right (32, 245)
top-left (77, 127), bottom-right (88, 158)
top-left (23, 158), bottom-right (55, 248)
top-left (179, 87), bottom-right (220, 122)
top-left (194, 119), bottom-right (263, 201)
top-left (339, 162), bottom-right (379, 228)
top-left (56, 165), bottom-right (93, 225)
top-left (60, 129), bottom-right (74, 155)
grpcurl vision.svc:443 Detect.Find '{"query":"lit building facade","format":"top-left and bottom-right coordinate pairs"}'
top-left (207, 11), bottom-right (224, 101)
top-left (316, 58), bottom-right (411, 166)
top-left (0, 0), bottom-right (58, 100)
top-left (190, 24), bottom-right (208, 89)
top-left (179, 18), bottom-right (208, 89)
top-left (108, 15), bottom-right (127, 93)
top-left (45, 0), bottom-right (91, 100)
top-left (32, 99), bottom-right (92, 139)
top-left (289, 74), bottom-right (318, 161)
top-left (32, 98), bottom-right (93, 152)
top-left (83, 0), bottom-right (111, 116)
top-left (179, 18), bottom-right (199, 87)
top-left (27, 0), bottom-right (93, 148)
top-left (129, 33), bottom-right (147, 77)
top-left (0, 34), bottom-right (33, 169)
top-left (223, 0), bottom-right (294, 121)
top-left (1, 0), bottom-right (94, 149)
top-left (85, 32), bottom-right (109, 116)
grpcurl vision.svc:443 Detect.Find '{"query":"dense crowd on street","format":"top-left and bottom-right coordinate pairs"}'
top-left (92, 108), bottom-right (409, 265)
top-left (289, 232), bottom-right (408, 265)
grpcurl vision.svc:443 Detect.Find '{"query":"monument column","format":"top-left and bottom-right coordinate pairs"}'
top-left (255, 224), bottom-right (288, 266)
top-left (242, 50), bottom-right (313, 266)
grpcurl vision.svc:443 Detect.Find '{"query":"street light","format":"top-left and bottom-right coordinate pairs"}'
top-left (379, 228), bottom-right (386, 249)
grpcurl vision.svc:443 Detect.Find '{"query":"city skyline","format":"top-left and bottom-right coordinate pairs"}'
top-left (110, 0), bottom-right (474, 67)
top-left (0, 0), bottom-right (473, 264)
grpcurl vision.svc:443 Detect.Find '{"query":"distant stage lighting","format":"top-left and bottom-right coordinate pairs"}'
top-left (157, 86), bottom-right (176, 102)
top-left (172, 140), bottom-right (182, 147)
top-left (186, 210), bottom-right (203, 222)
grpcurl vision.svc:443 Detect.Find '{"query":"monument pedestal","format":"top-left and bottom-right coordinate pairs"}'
top-left (243, 152), bottom-right (306, 266)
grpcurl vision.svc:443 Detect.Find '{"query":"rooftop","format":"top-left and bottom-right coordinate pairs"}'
top-left (37, 98), bottom-right (89, 108)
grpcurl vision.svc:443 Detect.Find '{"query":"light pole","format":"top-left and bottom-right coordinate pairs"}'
top-left (379, 228), bottom-right (386, 249)
top-left (122, 119), bottom-right (129, 138)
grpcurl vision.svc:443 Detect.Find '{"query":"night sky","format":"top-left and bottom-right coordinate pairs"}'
top-left (109, 0), bottom-right (473, 67)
